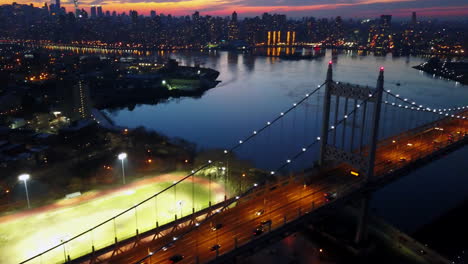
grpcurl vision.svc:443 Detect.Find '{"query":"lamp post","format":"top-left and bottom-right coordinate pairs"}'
top-left (18, 174), bottom-right (30, 208)
top-left (118, 153), bottom-right (127, 184)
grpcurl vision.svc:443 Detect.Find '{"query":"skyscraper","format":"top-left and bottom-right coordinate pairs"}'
top-left (59, 79), bottom-right (92, 121)
top-left (150, 10), bottom-right (156, 18)
top-left (228, 11), bottom-right (239, 40)
top-left (90, 5), bottom-right (96, 18)
top-left (412, 12), bottom-right (417, 24)
top-left (380, 15), bottom-right (392, 31)
top-left (192, 11), bottom-right (200, 22)
top-left (232, 11), bottom-right (238, 23)
top-left (97, 5), bottom-right (103, 17)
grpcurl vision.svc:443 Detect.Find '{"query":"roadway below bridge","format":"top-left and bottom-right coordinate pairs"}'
top-left (82, 115), bottom-right (468, 264)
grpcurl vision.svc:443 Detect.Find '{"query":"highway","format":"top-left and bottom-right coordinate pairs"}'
top-left (90, 114), bottom-right (468, 264)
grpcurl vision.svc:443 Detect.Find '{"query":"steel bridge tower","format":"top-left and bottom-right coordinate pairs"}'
top-left (319, 62), bottom-right (384, 245)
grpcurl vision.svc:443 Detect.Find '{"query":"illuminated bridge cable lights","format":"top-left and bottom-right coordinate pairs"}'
top-left (275, 94), bottom-right (367, 173)
top-left (224, 82), bottom-right (326, 154)
top-left (383, 101), bottom-right (468, 120)
top-left (384, 90), bottom-right (468, 113)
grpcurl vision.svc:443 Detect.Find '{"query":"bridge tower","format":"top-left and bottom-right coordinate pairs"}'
top-left (319, 62), bottom-right (384, 245)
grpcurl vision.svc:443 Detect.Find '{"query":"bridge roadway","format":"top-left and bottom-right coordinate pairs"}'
top-left (84, 115), bottom-right (467, 264)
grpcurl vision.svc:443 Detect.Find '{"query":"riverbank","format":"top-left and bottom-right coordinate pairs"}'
top-left (413, 58), bottom-right (468, 85)
top-left (91, 59), bottom-right (221, 110)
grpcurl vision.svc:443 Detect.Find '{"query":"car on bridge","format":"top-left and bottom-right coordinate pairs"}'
top-left (210, 244), bottom-right (221, 251)
top-left (324, 192), bottom-right (337, 202)
top-left (383, 159), bottom-right (392, 165)
top-left (253, 225), bottom-right (264, 236)
top-left (255, 209), bottom-right (265, 216)
top-left (211, 223), bottom-right (223, 231)
top-left (162, 242), bottom-right (175, 251)
top-left (169, 254), bottom-right (184, 263)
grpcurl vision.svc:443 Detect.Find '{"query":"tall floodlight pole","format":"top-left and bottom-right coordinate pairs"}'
top-left (118, 153), bottom-right (127, 184)
top-left (18, 174), bottom-right (31, 208)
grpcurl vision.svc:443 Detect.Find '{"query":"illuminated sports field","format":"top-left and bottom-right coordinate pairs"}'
top-left (0, 172), bottom-right (224, 264)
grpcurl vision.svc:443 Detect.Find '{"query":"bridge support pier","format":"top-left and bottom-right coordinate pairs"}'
top-left (354, 193), bottom-right (371, 245)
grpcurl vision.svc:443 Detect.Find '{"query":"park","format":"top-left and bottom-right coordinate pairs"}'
top-left (0, 172), bottom-right (224, 264)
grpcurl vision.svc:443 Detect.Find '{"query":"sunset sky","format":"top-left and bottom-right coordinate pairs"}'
top-left (3, 0), bottom-right (468, 18)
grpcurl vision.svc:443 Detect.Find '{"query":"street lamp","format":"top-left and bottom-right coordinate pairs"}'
top-left (118, 153), bottom-right (127, 184)
top-left (18, 174), bottom-right (30, 208)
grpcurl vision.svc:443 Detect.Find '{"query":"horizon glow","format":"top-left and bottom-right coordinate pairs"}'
top-left (2, 0), bottom-right (468, 18)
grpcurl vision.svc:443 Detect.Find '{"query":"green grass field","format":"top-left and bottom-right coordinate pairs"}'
top-left (0, 172), bottom-right (221, 264)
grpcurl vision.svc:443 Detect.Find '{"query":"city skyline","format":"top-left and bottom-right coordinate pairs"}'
top-left (3, 0), bottom-right (468, 18)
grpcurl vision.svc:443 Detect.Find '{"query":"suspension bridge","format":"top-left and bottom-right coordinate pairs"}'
top-left (19, 62), bottom-right (467, 264)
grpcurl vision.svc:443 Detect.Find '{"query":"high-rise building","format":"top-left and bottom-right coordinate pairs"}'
top-left (80, 8), bottom-right (88, 18)
top-left (74, 80), bottom-right (92, 120)
top-left (412, 12), bottom-right (417, 24)
top-left (370, 15), bottom-right (393, 50)
top-left (90, 5), bottom-right (96, 18)
top-left (42, 3), bottom-right (49, 15)
top-left (228, 11), bottom-right (239, 41)
top-left (232, 11), bottom-right (238, 23)
top-left (150, 10), bottom-right (156, 18)
top-left (59, 79), bottom-right (92, 121)
top-left (130, 10), bottom-right (138, 23)
top-left (55, 0), bottom-right (60, 10)
top-left (97, 5), bottom-right (103, 17)
top-left (380, 15), bottom-right (392, 31)
top-left (65, 80), bottom-right (92, 120)
top-left (192, 11), bottom-right (200, 22)
top-left (333, 16), bottom-right (344, 40)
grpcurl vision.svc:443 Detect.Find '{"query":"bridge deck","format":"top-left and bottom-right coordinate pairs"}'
top-left (80, 114), bottom-right (466, 264)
